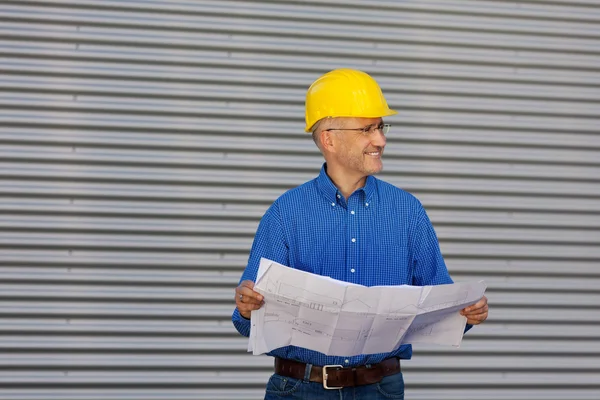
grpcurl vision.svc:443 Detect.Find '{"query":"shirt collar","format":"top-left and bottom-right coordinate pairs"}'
top-left (316, 163), bottom-right (377, 204)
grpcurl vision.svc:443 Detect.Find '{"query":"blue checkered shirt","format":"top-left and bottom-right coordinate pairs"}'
top-left (233, 164), bottom-right (459, 367)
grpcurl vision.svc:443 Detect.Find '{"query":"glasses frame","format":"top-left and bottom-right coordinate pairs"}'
top-left (324, 123), bottom-right (391, 136)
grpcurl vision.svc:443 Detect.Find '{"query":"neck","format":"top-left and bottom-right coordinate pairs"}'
top-left (325, 164), bottom-right (367, 200)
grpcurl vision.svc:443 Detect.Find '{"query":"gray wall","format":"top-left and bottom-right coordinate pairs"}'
top-left (1, 1), bottom-right (599, 399)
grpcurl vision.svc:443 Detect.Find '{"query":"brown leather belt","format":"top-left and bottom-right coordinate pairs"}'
top-left (274, 357), bottom-right (401, 389)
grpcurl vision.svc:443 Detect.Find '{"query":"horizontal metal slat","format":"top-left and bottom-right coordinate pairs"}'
top-left (0, 249), bottom-right (248, 269)
top-left (3, 26), bottom-right (600, 74)
top-left (0, 389), bottom-right (266, 400)
top-left (4, 48), bottom-right (600, 86)
top-left (3, 182), bottom-right (600, 214)
top-left (1, 261), bottom-right (597, 282)
top-left (0, 318), bottom-right (235, 335)
top-left (2, 126), bottom-right (600, 153)
top-left (3, 109), bottom-right (599, 134)
top-left (271, 0), bottom-right (600, 15)
top-left (0, 216), bottom-right (596, 245)
top-left (0, 352), bottom-right (270, 368)
top-left (417, 193), bottom-right (600, 213)
top-left (1, 370), bottom-right (598, 386)
top-left (0, 284), bottom-right (235, 301)
top-left (0, 215), bottom-right (260, 236)
top-left (438, 242), bottom-right (600, 260)
top-left (405, 389), bottom-right (600, 400)
top-left (430, 210), bottom-right (600, 228)
top-left (2, 129), bottom-right (600, 163)
top-left (4, 69), bottom-right (600, 105)
top-left (0, 180), bottom-right (292, 204)
top-left (0, 197), bottom-right (272, 220)
top-left (469, 323), bottom-right (600, 339)
top-left (0, 301), bottom-right (597, 322)
top-left (12, 0), bottom-right (600, 22)
top-left (0, 232), bottom-right (254, 252)
top-left (0, 232), bottom-right (599, 260)
top-left (3, 93), bottom-right (600, 123)
top-left (0, 301), bottom-right (236, 318)
top-left (2, 200), bottom-right (599, 228)
top-left (0, 267), bottom-right (240, 285)
top-left (1, 285), bottom-right (599, 309)
top-left (1, 319), bottom-right (598, 340)
top-left (0, 387), bottom-right (596, 400)
top-left (0, 370), bottom-right (273, 385)
top-left (444, 258), bottom-right (600, 276)
top-left (1, 283), bottom-right (600, 310)
top-left (0, 336), bottom-right (597, 356)
top-left (0, 352), bottom-right (598, 371)
top-left (5, 0), bottom-right (600, 36)
top-left (3, 77), bottom-right (600, 117)
top-left (2, 8), bottom-right (600, 56)
top-left (2, 267), bottom-right (599, 294)
top-left (435, 226), bottom-right (597, 244)
top-left (2, 143), bottom-right (600, 176)
top-left (2, 162), bottom-right (599, 198)
top-left (1, 249), bottom-right (598, 277)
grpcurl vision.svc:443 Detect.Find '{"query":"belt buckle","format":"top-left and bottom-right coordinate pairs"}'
top-left (322, 364), bottom-right (343, 389)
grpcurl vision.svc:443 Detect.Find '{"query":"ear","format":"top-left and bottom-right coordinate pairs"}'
top-left (320, 130), bottom-right (337, 153)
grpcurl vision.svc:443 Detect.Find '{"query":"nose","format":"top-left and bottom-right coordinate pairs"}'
top-left (371, 128), bottom-right (386, 147)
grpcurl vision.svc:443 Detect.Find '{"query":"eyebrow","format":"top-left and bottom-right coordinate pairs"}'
top-left (364, 123), bottom-right (384, 129)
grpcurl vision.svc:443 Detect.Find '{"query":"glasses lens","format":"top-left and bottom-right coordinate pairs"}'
top-left (381, 124), bottom-right (390, 135)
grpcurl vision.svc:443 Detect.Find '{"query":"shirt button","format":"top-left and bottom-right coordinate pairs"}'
top-left (350, 269), bottom-right (355, 273)
top-left (331, 202), bottom-right (335, 207)
top-left (351, 238), bottom-right (356, 243)
top-left (345, 359), bottom-right (349, 363)
top-left (337, 194), bottom-right (341, 199)
top-left (350, 210), bottom-right (355, 215)
top-left (365, 203), bottom-right (369, 207)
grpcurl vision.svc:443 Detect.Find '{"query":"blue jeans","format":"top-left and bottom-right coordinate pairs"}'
top-left (264, 371), bottom-right (405, 399)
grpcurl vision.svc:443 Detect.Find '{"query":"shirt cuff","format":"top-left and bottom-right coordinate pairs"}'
top-left (232, 308), bottom-right (251, 337)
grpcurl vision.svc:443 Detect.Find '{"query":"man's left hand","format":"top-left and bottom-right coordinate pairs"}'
top-left (460, 295), bottom-right (488, 325)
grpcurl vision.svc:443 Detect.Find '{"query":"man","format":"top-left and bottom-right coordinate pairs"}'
top-left (232, 68), bottom-right (489, 399)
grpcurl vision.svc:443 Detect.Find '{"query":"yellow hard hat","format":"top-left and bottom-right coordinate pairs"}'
top-left (304, 68), bottom-right (397, 132)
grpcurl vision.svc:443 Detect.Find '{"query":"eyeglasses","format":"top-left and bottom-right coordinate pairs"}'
top-left (325, 123), bottom-right (391, 136)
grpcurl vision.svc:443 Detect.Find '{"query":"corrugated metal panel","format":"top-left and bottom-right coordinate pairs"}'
top-left (1, 0), bottom-right (599, 398)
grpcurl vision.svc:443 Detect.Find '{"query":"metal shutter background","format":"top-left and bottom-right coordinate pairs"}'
top-left (1, 1), bottom-right (599, 399)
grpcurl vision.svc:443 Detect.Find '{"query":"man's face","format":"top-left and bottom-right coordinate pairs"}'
top-left (330, 117), bottom-right (387, 177)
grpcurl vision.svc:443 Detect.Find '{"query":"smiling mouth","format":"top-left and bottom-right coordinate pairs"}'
top-left (365, 151), bottom-right (381, 157)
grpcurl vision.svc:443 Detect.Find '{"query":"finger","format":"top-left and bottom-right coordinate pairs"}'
top-left (466, 309), bottom-right (488, 318)
top-left (466, 311), bottom-right (488, 325)
top-left (235, 282), bottom-right (263, 313)
top-left (465, 298), bottom-right (487, 311)
top-left (239, 280), bottom-right (255, 290)
top-left (237, 281), bottom-right (263, 302)
top-left (238, 294), bottom-right (264, 307)
top-left (237, 299), bottom-right (265, 319)
top-left (235, 281), bottom-right (266, 319)
top-left (461, 297), bottom-right (487, 314)
top-left (241, 301), bottom-right (264, 311)
top-left (461, 303), bottom-right (488, 316)
top-left (237, 289), bottom-right (263, 304)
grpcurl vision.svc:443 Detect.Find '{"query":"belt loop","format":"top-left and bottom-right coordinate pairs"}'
top-left (303, 363), bottom-right (313, 383)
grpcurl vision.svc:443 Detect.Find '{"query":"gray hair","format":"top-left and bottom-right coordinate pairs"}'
top-left (311, 119), bottom-right (325, 148)
top-left (311, 117), bottom-right (346, 150)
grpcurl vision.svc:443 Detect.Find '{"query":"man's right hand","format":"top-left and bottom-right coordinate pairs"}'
top-left (235, 280), bottom-right (264, 319)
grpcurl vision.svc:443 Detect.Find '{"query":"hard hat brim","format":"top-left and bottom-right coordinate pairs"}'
top-left (304, 108), bottom-right (398, 133)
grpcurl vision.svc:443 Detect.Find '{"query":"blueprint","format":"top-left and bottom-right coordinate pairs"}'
top-left (248, 258), bottom-right (487, 356)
